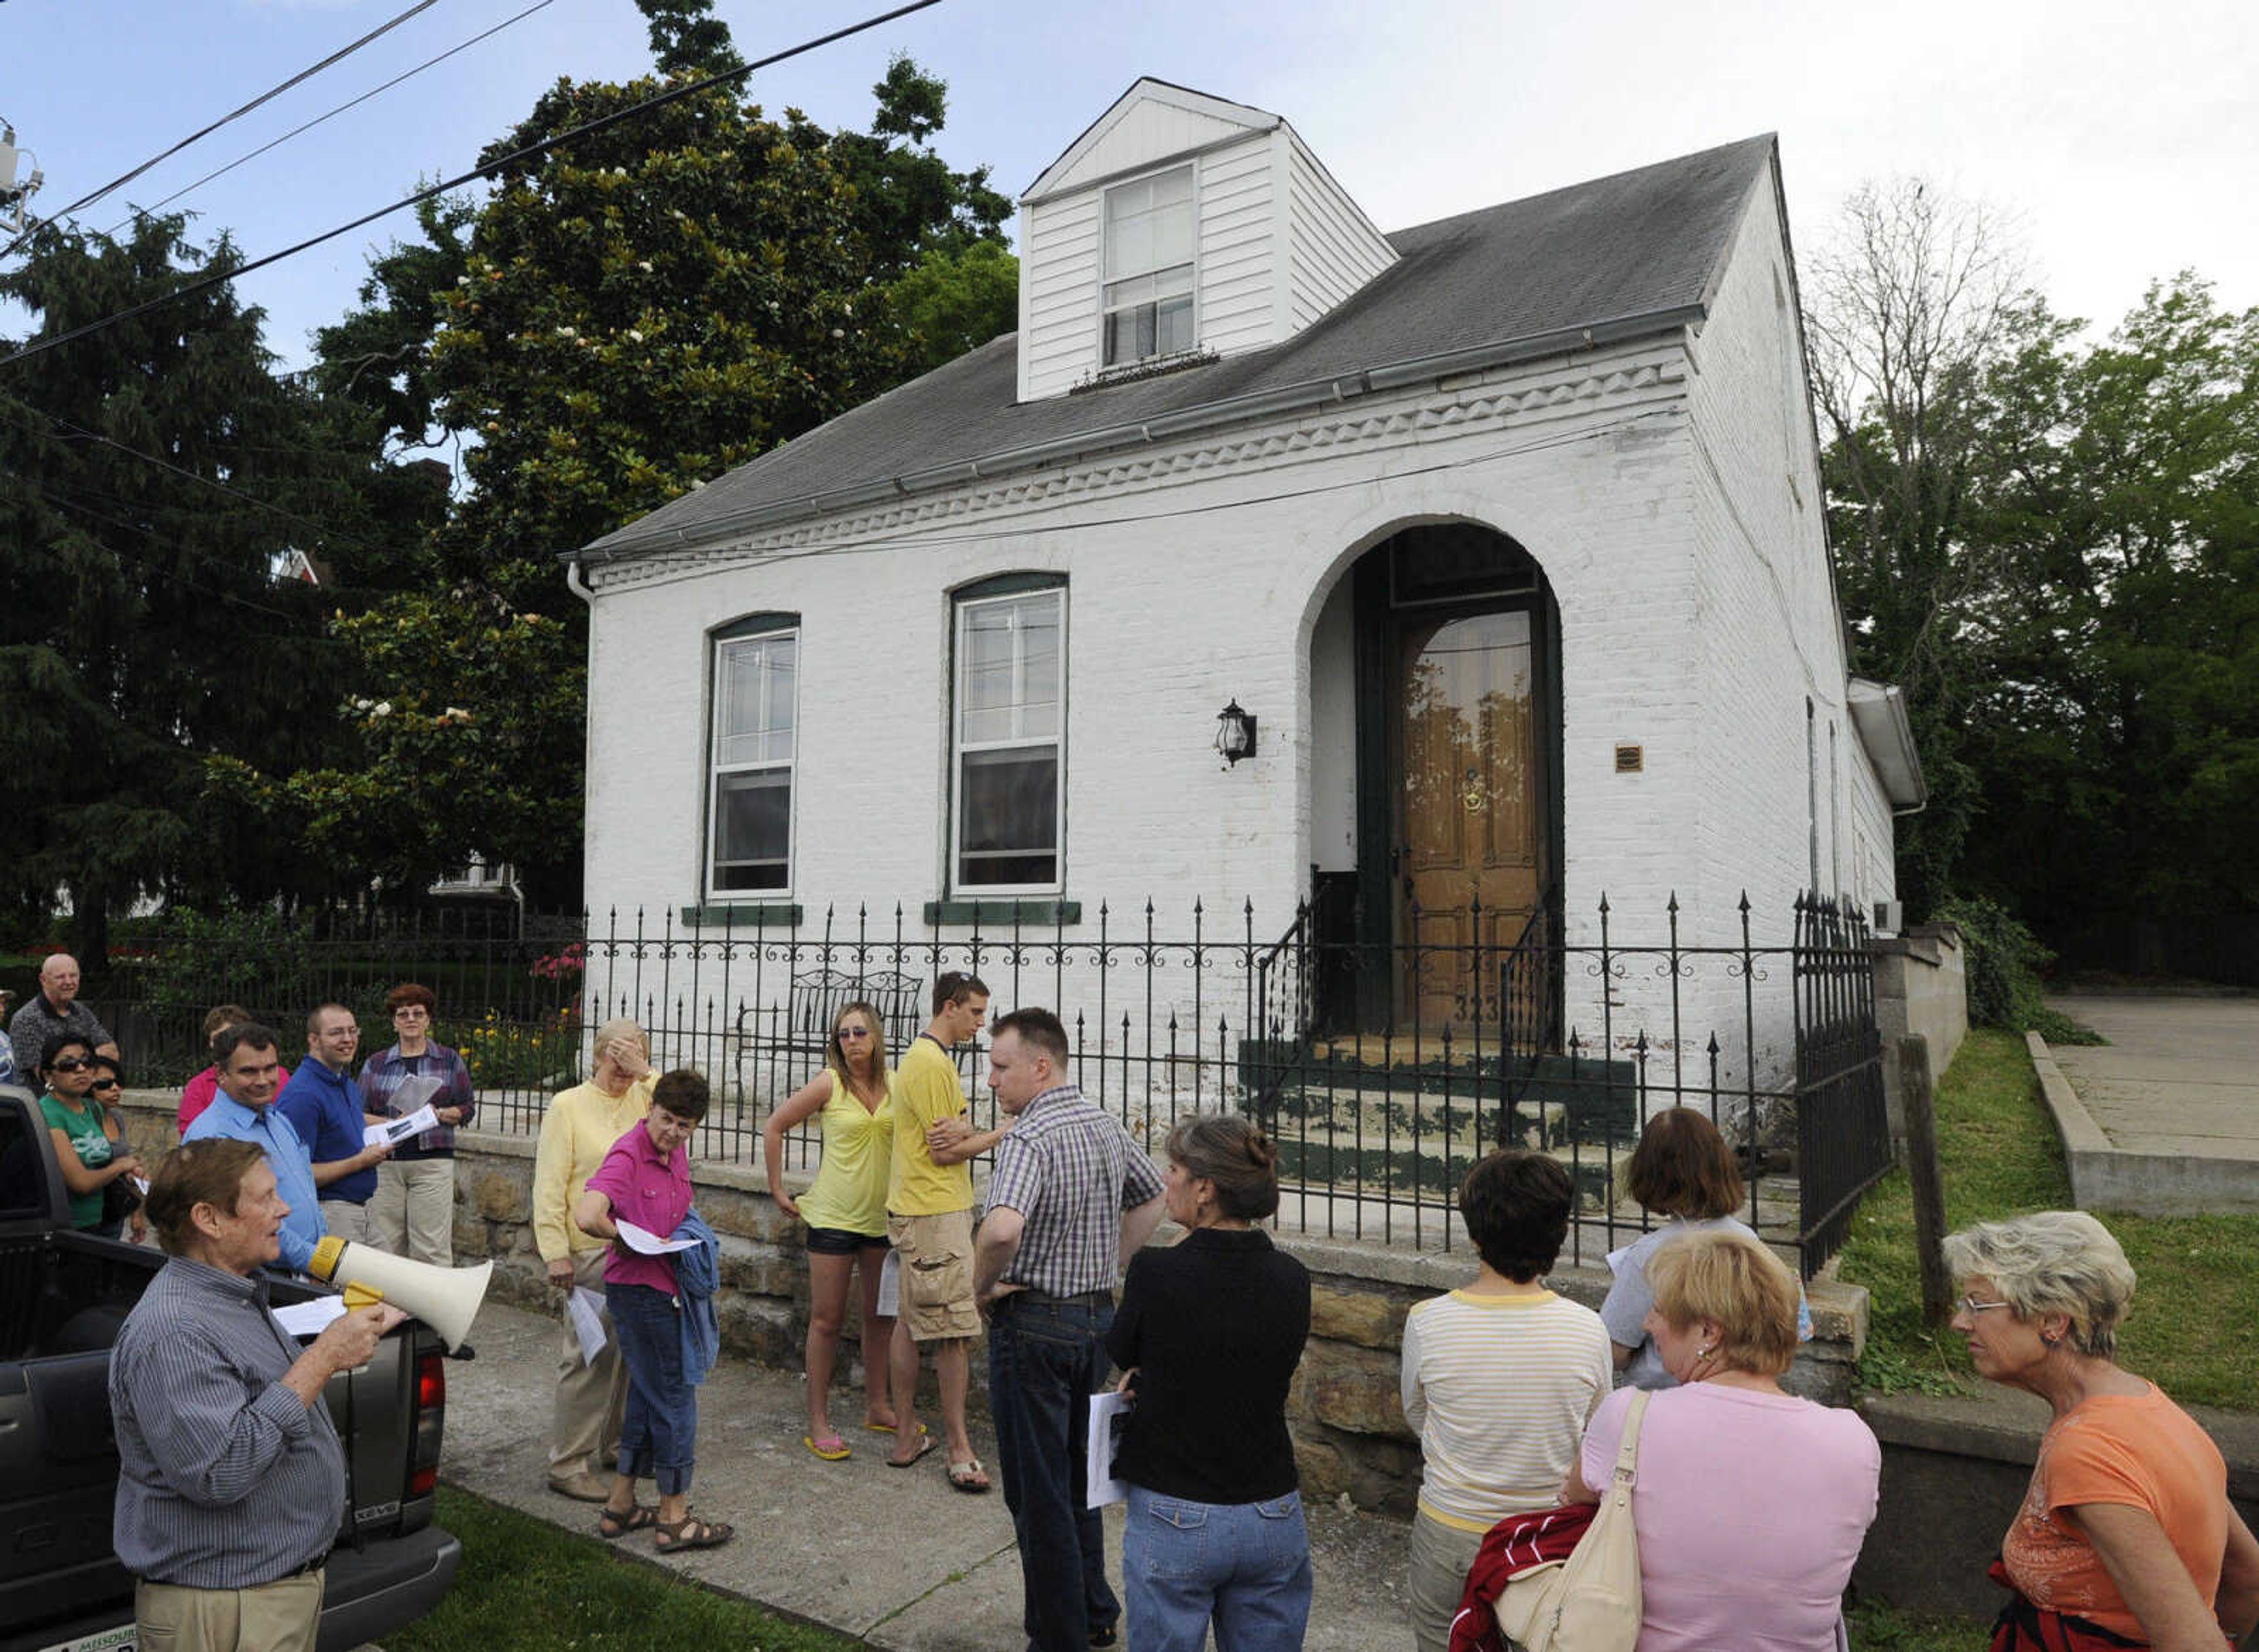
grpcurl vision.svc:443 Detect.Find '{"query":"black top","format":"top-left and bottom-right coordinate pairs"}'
top-left (1105, 1226), bottom-right (1311, 1504)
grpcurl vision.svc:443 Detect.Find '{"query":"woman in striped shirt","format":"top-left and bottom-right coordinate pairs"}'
top-left (1400, 1149), bottom-right (1612, 1652)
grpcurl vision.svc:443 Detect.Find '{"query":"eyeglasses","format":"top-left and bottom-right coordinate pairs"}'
top-left (1959, 1294), bottom-right (2014, 1315)
top-left (835, 1026), bottom-right (872, 1040)
top-left (90, 1077), bottom-right (122, 1090)
top-left (393, 1007), bottom-right (430, 1018)
top-left (49, 1056), bottom-right (94, 1073)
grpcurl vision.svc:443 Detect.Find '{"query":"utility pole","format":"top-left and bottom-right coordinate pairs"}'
top-left (1, 122), bottom-right (45, 237)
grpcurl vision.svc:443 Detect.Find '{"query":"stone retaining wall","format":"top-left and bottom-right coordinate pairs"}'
top-left (114, 1093), bottom-right (1868, 1514)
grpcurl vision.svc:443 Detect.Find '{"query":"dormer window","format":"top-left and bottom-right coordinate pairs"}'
top-left (1101, 165), bottom-right (1195, 365)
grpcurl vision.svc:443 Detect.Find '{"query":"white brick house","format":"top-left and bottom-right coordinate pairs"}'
top-left (569, 80), bottom-right (1923, 1054)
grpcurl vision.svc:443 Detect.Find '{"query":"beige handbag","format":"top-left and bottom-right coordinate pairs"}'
top-left (1491, 1388), bottom-right (1648, 1652)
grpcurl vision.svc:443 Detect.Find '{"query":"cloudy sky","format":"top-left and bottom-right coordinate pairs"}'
top-left (2, 0), bottom-right (2252, 369)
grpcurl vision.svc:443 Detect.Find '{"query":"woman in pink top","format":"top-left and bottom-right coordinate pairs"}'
top-left (574, 1068), bottom-right (732, 1555)
top-left (1566, 1229), bottom-right (1878, 1652)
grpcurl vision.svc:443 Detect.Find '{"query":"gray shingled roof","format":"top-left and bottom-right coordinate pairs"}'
top-left (581, 134), bottom-right (1776, 561)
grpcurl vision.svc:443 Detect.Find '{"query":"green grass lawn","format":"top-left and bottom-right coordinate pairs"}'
top-left (388, 1487), bottom-right (861, 1652)
top-left (1837, 1028), bottom-right (2259, 1408)
top-left (1844, 1593), bottom-right (1995, 1650)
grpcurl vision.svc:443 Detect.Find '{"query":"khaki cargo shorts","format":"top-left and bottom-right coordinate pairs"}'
top-left (887, 1209), bottom-right (981, 1341)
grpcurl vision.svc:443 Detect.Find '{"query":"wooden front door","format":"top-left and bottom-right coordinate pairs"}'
top-left (1394, 607), bottom-right (1544, 1026)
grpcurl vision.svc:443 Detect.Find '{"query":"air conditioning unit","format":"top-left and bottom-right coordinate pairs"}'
top-left (1872, 900), bottom-right (1904, 934)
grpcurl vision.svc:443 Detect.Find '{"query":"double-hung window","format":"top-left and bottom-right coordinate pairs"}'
top-left (707, 618), bottom-right (797, 895)
top-left (953, 584), bottom-right (1064, 891)
top-left (1102, 165), bottom-right (1195, 367)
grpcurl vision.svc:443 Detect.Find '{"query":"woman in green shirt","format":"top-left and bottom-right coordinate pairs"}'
top-left (762, 1001), bottom-right (898, 1461)
top-left (38, 1032), bottom-right (142, 1237)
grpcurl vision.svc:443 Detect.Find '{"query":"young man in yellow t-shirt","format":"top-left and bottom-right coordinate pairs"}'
top-left (887, 971), bottom-right (1008, 1491)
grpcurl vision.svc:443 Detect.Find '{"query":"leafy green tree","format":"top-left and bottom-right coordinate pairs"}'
top-left (311, 191), bottom-right (475, 465)
top-left (1805, 179), bottom-right (2037, 918)
top-left (636, 0), bottom-right (743, 77)
top-left (249, 45), bottom-right (1013, 908)
top-left (891, 237), bottom-right (1019, 374)
top-left (0, 217), bottom-right (399, 955)
top-left (1954, 277), bottom-right (2259, 940)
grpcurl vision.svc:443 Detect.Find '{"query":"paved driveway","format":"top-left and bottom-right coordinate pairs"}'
top-left (2047, 995), bottom-right (2259, 1161)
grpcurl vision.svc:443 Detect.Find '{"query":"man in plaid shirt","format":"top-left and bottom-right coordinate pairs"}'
top-left (974, 1007), bottom-right (1167, 1652)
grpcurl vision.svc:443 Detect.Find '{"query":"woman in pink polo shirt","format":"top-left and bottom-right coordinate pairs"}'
top-left (1565, 1228), bottom-right (1878, 1651)
top-left (574, 1068), bottom-right (732, 1554)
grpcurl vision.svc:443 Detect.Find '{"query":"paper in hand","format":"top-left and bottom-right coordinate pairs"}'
top-left (1085, 1390), bottom-right (1131, 1508)
top-left (365, 1104), bottom-right (439, 1148)
top-left (389, 1075), bottom-right (446, 1111)
top-left (613, 1219), bottom-right (699, 1255)
top-left (875, 1248), bottom-right (901, 1318)
top-left (274, 1295), bottom-right (349, 1338)
top-left (568, 1287), bottom-right (609, 1367)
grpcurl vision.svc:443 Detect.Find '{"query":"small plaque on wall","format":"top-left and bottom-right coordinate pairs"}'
top-left (1615, 744), bottom-right (1644, 774)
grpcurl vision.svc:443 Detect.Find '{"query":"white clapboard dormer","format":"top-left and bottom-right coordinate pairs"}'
top-left (1015, 79), bottom-right (1400, 402)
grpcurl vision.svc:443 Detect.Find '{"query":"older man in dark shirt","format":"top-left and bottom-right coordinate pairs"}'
top-left (110, 1137), bottom-right (402, 1652)
top-left (8, 952), bottom-right (116, 1075)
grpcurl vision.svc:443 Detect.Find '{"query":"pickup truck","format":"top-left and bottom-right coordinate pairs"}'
top-left (0, 1087), bottom-right (462, 1652)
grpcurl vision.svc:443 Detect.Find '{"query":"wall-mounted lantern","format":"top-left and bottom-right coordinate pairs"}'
top-left (1215, 700), bottom-right (1257, 766)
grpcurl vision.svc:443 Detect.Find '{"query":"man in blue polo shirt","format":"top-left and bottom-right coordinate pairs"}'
top-left (182, 1024), bottom-right (325, 1273)
top-left (275, 1004), bottom-right (392, 1247)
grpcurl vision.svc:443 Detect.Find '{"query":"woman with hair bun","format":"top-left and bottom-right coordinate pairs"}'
top-left (1105, 1114), bottom-right (1312, 1652)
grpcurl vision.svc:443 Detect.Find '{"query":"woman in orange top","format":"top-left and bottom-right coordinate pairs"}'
top-left (1947, 1211), bottom-right (2259, 1651)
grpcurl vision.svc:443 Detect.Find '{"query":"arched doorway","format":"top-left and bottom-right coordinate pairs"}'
top-left (1334, 522), bottom-right (1562, 1031)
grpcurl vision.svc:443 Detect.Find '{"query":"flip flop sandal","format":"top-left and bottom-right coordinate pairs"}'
top-left (947, 1457), bottom-right (992, 1494)
top-left (655, 1516), bottom-right (734, 1553)
top-left (597, 1504), bottom-right (657, 1540)
top-left (804, 1433), bottom-right (852, 1461)
top-left (865, 1419), bottom-right (927, 1436)
top-left (885, 1434), bottom-right (939, 1468)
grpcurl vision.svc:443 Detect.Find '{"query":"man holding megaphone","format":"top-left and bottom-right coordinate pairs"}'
top-left (112, 1139), bottom-right (409, 1652)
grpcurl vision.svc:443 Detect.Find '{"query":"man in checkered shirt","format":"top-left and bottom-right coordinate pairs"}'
top-left (973, 1007), bottom-right (1167, 1652)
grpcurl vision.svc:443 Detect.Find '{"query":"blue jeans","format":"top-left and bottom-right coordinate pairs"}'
top-left (987, 1295), bottom-right (1119, 1651)
top-left (1122, 1484), bottom-right (1312, 1652)
top-left (608, 1283), bottom-right (695, 1496)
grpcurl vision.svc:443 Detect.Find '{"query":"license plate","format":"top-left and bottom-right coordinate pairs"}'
top-left (38, 1627), bottom-right (135, 1652)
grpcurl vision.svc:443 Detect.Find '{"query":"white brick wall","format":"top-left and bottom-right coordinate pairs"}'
top-left (585, 179), bottom-right (1888, 1088)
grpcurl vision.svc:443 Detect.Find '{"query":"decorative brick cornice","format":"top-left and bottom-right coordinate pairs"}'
top-left (588, 348), bottom-right (1687, 594)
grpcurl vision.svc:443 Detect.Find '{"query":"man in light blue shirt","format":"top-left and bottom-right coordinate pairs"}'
top-left (182, 1024), bottom-right (325, 1272)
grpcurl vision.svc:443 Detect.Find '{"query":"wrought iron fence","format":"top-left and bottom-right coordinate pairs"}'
top-left (101, 891), bottom-right (1893, 1274)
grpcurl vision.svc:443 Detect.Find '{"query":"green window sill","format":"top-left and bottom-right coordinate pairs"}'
top-left (922, 898), bottom-right (1082, 927)
top-left (679, 902), bottom-right (804, 929)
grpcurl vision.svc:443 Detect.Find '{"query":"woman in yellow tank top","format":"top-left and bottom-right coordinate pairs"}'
top-left (762, 1000), bottom-right (900, 1460)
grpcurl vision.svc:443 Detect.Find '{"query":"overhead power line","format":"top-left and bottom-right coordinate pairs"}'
top-left (103, 0), bottom-right (567, 237)
top-left (0, 0), bottom-right (948, 372)
top-left (7, 0), bottom-right (444, 247)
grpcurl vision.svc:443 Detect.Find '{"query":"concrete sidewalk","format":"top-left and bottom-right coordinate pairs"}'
top-left (2037, 995), bottom-right (2259, 1214)
top-left (440, 1298), bottom-right (1415, 1649)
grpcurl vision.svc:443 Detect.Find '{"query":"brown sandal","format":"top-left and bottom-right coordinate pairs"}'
top-left (597, 1504), bottom-right (657, 1540)
top-left (654, 1515), bottom-right (734, 1553)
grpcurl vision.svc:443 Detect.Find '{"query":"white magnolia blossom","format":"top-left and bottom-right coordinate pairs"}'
top-left (627, 329), bottom-right (645, 343)
top-left (372, 701), bottom-right (394, 717)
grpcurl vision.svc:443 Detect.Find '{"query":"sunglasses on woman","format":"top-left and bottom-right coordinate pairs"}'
top-left (90, 1077), bottom-right (122, 1090)
top-left (49, 1056), bottom-right (94, 1073)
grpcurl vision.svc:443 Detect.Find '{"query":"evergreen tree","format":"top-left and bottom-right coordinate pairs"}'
top-left (0, 217), bottom-right (399, 954)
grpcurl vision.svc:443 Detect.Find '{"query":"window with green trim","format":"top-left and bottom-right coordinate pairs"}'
top-left (708, 622), bottom-right (797, 897)
top-left (952, 584), bottom-right (1064, 892)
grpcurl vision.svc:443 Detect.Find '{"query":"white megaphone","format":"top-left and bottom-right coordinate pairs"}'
top-left (308, 1235), bottom-right (492, 1353)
